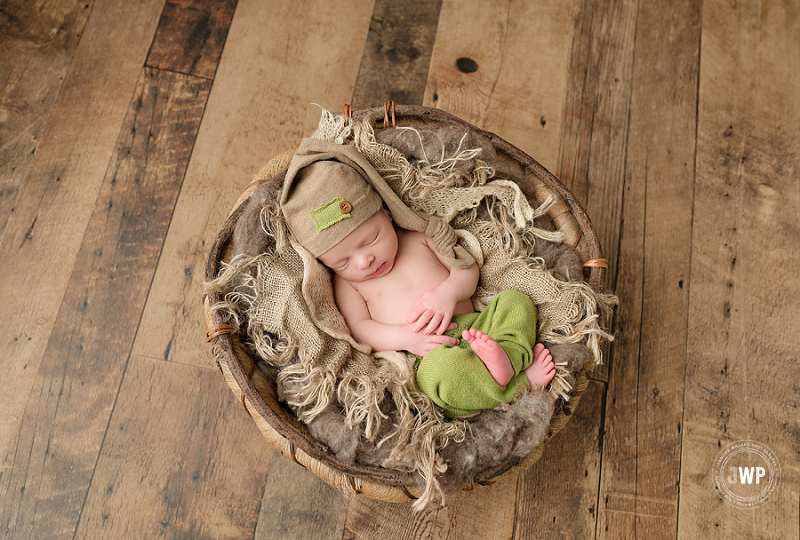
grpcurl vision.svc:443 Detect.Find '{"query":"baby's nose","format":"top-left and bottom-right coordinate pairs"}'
top-left (358, 253), bottom-right (374, 269)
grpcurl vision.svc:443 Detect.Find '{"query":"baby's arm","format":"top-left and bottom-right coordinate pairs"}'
top-left (407, 235), bottom-right (480, 335)
top-left (333, 275), bottom-right (459, 356)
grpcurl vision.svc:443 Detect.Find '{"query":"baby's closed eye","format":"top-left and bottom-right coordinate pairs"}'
top-left (364, 233), bottom-right (379, 246)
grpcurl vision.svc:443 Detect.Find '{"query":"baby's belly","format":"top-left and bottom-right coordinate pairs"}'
top-left (364, 276), bottom-right (474, 327)
top-left (357, 230), bottom-right (475, 327)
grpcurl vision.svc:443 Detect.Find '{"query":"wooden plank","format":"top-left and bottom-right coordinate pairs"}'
top-left (679, 0), bottom-right (800, 537)
top-left (74, 355), bottom-right (273, 539)
top-left (343, 472), bottom-right (517, 539)
top-left (344, 498), bottom-right (451, 540)
top-left (422, 0), bottom-right (574, 175)
top-left (446, 474), bottom-right (517, 539)
top-left (597, 160), bottom-right (644, 540)
top-left (554, 0), bottom-right (638, 312)
top-left (146, 0), bottom-right (238, 79)
top-left (514, 381), bottom-right (604, 539)
top-left (0, 0), bottom-right (166, 474)
top-left (0, 0), bottom-right (94, 240)
top-left (0, 67), bottom-right (210, 539)
top-left (255, 458), bottom-right (350, 540)
top-left (130, 0), bottom-right (375, 367)
top-left (596, 1), bottom-right (702, 538)
top-left (554, 0), bottom-right (639, 383)
top-left (351, 0), bottom-right (442, 109)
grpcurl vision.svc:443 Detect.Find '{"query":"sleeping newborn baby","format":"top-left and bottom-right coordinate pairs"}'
top-left (282, 138), bottom-right (555, 418)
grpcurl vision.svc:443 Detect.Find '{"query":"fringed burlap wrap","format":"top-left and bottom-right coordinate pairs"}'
top-left (205, 109), bottom-right (617, 509)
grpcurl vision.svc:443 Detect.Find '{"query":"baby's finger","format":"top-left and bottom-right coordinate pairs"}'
top-left (413, 310), bottom-right (434, 332)
top-left (436, 316), bottom-right (453, 336)
top-left (424, 314), bottom-right (443, 335)
top-left (432, 335), bottom-right (459, 346)
top-left (407, 303), bottom-right (424, 324)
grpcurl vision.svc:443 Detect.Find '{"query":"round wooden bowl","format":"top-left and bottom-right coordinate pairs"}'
top-left (203, 105), bottom-right (607, 503)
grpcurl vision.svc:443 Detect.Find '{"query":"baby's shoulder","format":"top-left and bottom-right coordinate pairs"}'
top-left (396, 229), bottom-right (441, 266)
top-left (332, 272), bottom-right (364, 297)
top-left (397, 228), bottom-right (431, 246)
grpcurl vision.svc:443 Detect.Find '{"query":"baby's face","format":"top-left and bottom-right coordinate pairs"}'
top-left (319, 208), bottom-right (398, 282)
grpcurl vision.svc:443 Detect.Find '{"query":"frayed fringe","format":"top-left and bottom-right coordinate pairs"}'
top-left (337, 372), bottom-right (390, 440)
top-left (539, 283), bottom-right (618, 369)
top-left (351, 120), bottom-right (564, 259)
top-left (278, 362), bottom-right (337, 420)
top-left (383, 389), bottom-right (467, 511)
top-left (547, 362), bottom-right (573, 401)
top-left (310, 106), bottom-right (353, 144)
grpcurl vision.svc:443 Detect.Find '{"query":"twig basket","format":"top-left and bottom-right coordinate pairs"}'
top-left (203, 105), bottom-right (607, 503)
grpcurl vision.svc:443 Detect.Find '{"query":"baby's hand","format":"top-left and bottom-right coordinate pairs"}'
top-left (407, 287), bottom-right (459, 335)
top-left (403, 322), bottom-right (459, 356)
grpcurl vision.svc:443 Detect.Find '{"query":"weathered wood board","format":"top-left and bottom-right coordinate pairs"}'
top-left (0, 0), bottom-right (166, 476)
top-left (596, 1), bottom-right (702, 538)
top-left (351, 0), bottom-right (442, 110)
top-left (515, 381), bottom-right (605, 539)
top-left (0, 0), bottom-right (95, 238)
top-left (679, 0), bottom-right (800, 537)
top-left (422, 0), bottom-right (573, 176)
top-left (146, 0), bottom-right (238, 79)
top-left (555, 0), bottom-right (638, 297)
top-left (255, 458), bottom-right (350, 540)
top-left (0, 67), bottom-right (210, 539)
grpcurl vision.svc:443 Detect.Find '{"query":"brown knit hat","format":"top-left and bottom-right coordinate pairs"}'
top-left (281, 157), bottom-right (382, 257)
top-left (282, 138), bottom-right (475, 267)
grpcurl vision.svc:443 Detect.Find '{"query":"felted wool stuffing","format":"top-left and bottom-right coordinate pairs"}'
top-left (205, 109), bottom-right (616, 509)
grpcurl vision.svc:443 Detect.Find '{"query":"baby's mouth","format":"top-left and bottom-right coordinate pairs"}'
top-left (368, 262), bottom-right (386, 278)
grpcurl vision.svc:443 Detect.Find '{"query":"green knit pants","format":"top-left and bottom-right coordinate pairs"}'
top-left (414, 290), bottom-right (538, 418)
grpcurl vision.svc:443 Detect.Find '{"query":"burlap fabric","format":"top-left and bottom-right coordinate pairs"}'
top-left (205, 109), bottom-right (616, 509)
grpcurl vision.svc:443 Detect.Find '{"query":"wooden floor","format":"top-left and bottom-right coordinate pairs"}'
top-left (2, 0), bottom-right (798, 538)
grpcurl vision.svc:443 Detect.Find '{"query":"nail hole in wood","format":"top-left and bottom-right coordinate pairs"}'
top-left (456, 57), bottom-right (478, 73)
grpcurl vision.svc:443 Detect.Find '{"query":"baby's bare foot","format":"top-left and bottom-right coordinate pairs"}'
top-left (525, 343), bottom-right (555, 389)
top-left (463, 329), bottom-right (514, 386)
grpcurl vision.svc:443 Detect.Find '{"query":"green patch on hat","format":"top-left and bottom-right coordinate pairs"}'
top-left (310, 197), bottom-right (351, 232)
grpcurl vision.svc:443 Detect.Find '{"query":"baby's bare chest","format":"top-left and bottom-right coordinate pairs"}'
top-left (357, 235), bottom-right (451, 325)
